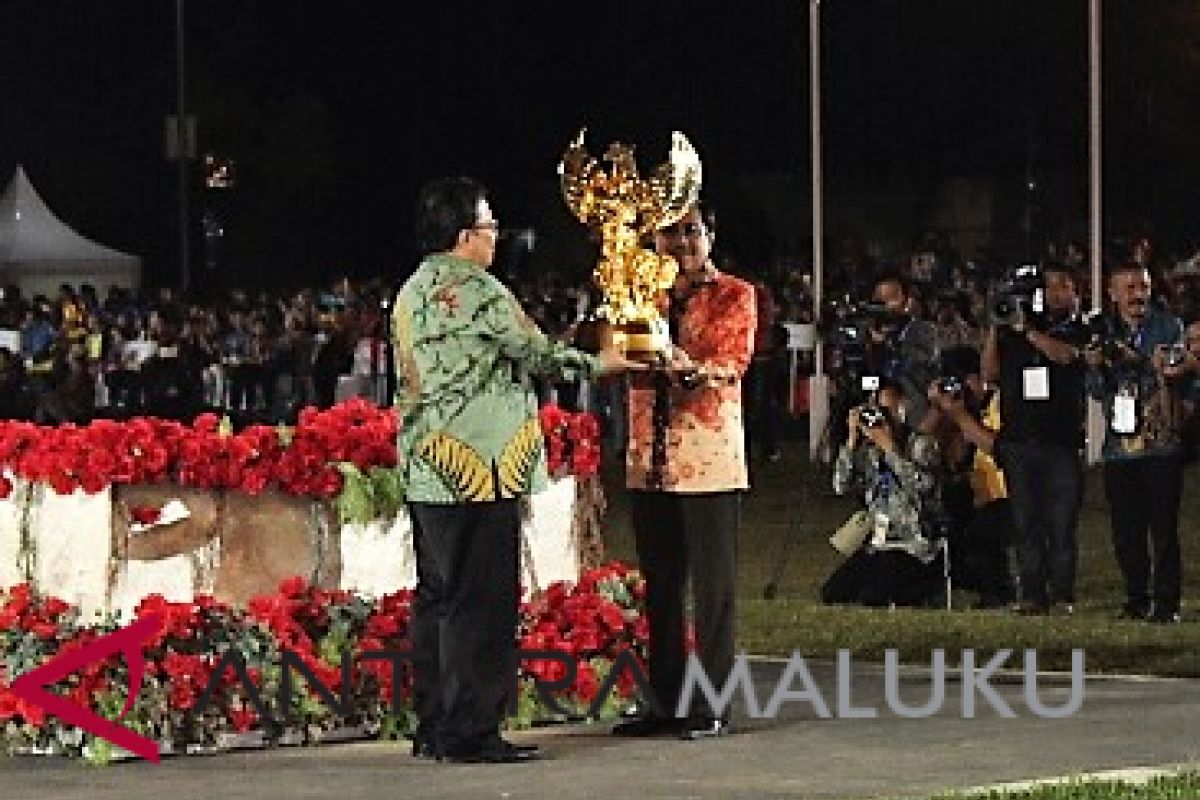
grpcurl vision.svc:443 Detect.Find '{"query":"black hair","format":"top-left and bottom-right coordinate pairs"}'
top-left (941, 345), bottom-right (981, 378)
top-left (413, 177), bottom-right (488, 257)
top-left (1042, 260), bottom-right (1079, 285)
top-left (1108, 261), bottom-right (1150, 279)
top-left (661, 199), bottom-right (718, 237)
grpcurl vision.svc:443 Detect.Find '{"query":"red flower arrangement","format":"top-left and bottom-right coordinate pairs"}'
top-left (0, 563), bottom-right (649, 761)
top-left (0, 398), bottom-right (398, 500)
top-left (538, 404), bottom-right (602, 479)
top-left (0, 398), bottom-right (595, 503)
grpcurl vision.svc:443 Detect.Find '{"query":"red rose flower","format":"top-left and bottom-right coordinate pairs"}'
top-left (0, 688), bottom-right (18, 721)
top-left (130, 505), bottom-right (162, 526)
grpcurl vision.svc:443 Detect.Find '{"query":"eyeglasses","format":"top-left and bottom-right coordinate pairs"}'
top-left (471, 220), bottom-right (500, 232)
top-left (660, 222), bottom-right (705, 238)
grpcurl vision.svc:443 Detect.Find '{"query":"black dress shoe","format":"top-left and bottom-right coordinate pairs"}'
top-left (440, 738), bottom-right (539, 764)
top-left (1012, 602), bottom-right (1049, 616)
top-left (1117, 603), bottom-right (1150, 621)
top-left (681, 718), bottom-right (732, 740)
top-left (1149, 608), bottom-right (1182, 624)
top-left (1049, 602), bottom-right (1076, 617)
top-left (411, 736), bottom-right (439, 759)
top-left (611, 717), bottom-right (685, 737)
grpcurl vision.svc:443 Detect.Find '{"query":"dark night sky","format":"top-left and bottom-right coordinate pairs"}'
top-left (1, 1), bottom-right (1196, 291)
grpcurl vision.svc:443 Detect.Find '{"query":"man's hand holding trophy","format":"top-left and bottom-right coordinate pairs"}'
top-left (558, 127), bottom-right (702, 377)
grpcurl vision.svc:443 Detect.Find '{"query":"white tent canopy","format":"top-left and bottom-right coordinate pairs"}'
top-left (0, 165), bottom-right (141, 298)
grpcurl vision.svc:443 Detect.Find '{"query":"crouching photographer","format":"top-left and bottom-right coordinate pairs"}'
top-left (919, 367), bottom-right (1017, 610)
top-left (979, 261), bottom-right (1088, 615)
top-left (822, 379), bottom-right (946, 608)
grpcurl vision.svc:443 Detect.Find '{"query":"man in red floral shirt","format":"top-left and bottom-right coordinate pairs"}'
top-left (615, 202), bottom-right (756, 740)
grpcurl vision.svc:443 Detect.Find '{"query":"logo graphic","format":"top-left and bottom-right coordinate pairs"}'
top-left (5, 615), bottom-right (1084, 765)
top-left (9, 613), bottom-right (162, 763)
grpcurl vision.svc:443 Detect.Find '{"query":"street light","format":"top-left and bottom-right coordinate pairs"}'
top-left (808, 0), bottom-right (827, 460)
top-left (1085, 0), bottom-right (1105, 465)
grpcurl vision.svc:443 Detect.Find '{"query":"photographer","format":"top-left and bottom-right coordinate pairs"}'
top-left (1085, 262), bottom-right (1191, 623)
top-left (821, 274), bottom-right (939, 459)
top-left (868, 273), bottom-right (941, 426)
top-left (1174, 319), bottom-right (1200, 464)
top-left (822, 380), bottom-right (945, 608)
top-left (979, 262), bottom-right (1087, 615)
top-left (920, 358), bottom-right (1017, 610)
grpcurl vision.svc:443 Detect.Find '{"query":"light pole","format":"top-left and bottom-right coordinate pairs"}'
top-left (1085, 0), bottom-right (1105, 465)
top-left (808, 0), bottom-right (828, 460)
top-left (1089, 0), bottom-right (1102, 313)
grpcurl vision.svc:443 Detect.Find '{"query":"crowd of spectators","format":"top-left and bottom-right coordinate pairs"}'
top-left (5, 232), bottom-right (1198, 456)
top-left (500, 234), bottom-right (1200, 465)
top-left (0, 277), bottom-right (394, 428)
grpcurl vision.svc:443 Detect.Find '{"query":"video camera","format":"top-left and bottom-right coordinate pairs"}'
top-left (989, 263), bottom-right (1045, 328)
top-left (822, 297), bottom-right (897, 375)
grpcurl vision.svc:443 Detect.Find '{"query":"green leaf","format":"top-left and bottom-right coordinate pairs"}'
top-left (334, 464), bottom-right (375, 525)
top-left (367, 467), bottom-right (405, 520)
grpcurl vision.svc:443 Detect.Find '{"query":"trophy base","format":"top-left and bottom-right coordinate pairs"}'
top-left (574, 319), bottom-right (670, 364)
top-left (617, 321), bottom-right (670, 364)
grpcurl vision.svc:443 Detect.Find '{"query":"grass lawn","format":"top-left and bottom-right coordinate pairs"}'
top-left (918, 772), bottom-right (1200, 800)
top-left (594, 427), bottom-right (1200, 677)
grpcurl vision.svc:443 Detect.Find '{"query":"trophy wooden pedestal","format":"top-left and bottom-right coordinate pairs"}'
top-left (575, 318), bottom-right (669, 365)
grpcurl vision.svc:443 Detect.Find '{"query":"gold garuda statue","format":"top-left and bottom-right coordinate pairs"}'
top-left (558, 128), bottom-right (702, 361)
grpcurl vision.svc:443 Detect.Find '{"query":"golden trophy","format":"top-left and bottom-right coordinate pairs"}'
top-left (558, 128), bottom-right (702, 362)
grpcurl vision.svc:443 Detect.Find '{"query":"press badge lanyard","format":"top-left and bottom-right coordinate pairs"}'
top-left (1112, 324), bottom-right (1144, 436)
top-left (1023, 315), bottom-right (1080, 401)
top-left (1021, 323), bottom-right (1050, 401)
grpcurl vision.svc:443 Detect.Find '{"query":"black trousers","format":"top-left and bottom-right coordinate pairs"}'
top-left (630, 490), bottom-right (739, 721)
top-left (1103, 454), bottom-right (1184, 615)
top-left (997, 441), bottom-right (1082, 606)
top-left (821, 549), bottom-right (944, 608)
top-left (743, 356), bottom-right (784, 459)
top-left (407, 500), bottom-right (519, 752)
top-left (961, 499), bottom-right (1016, 606)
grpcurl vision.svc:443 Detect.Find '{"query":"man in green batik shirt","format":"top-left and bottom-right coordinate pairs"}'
top-left (391, 177), bottom-right (640, 764)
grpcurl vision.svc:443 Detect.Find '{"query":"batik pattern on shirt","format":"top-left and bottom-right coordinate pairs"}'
top-left (626, 271), bottom-right (756, 493)
top-left (392, 254), bottom-right (598, 503)
top-left (833, 433), bottom-right (943, 563)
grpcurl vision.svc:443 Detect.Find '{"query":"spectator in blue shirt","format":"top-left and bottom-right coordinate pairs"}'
top-left (1085, 262), bottom-right (1191, 623)
top-left (19, 307), bottom-right (55, 362)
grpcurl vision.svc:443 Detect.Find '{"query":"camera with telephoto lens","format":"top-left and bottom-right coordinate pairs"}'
top-left (823, 297), bottom-right (897, 386)
top-left (824, 298), bottom-right (896, 347)
top-left (1082, 311), bottom-right (1147, 367)
top-left (936, 375), bottom-right (964, 398)
top-left (989, 263), bottom-right (1045, 328)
